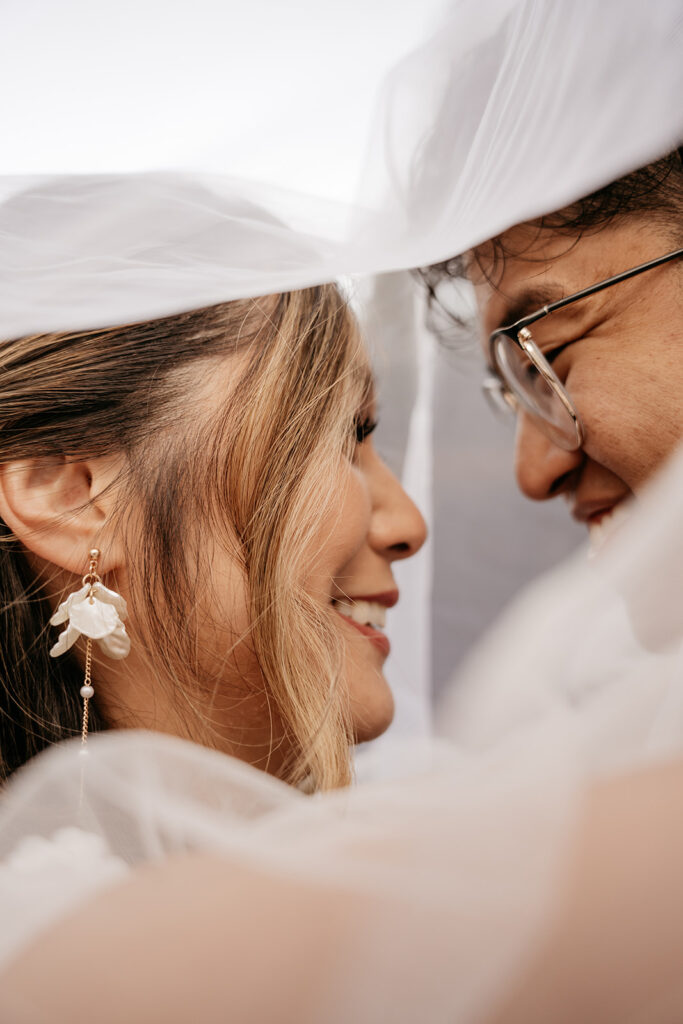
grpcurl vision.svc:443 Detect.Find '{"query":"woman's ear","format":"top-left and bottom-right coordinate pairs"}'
top-left (0, 454), bottom-right (126, 575)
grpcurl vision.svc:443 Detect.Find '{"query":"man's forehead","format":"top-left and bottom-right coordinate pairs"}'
top-left (468, 224), bottom-right (616, 334)
top-left (477, 281), bottom-right (569, 335)
top-left (468, 214), bottom-right (668, 334)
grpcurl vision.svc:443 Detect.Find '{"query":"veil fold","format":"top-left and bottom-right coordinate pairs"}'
top-left (1, 0), bottom-right (682, 336)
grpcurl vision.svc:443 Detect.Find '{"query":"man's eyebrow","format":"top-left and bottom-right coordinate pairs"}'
top-left (493, 284), bottom-right (567, 330)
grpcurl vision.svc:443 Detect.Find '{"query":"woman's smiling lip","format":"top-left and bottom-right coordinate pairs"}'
top-left (336, 589), bottom-right (399, 608)
top-left (330, 589), bottom-right (398, 659)
top-left (332, 609), bottom-right (391, 657)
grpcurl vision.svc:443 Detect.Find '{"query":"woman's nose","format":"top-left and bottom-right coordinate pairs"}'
top-left (514, 411), bottom-right (583, 501)
top-left (368, 457), bottom-right (427, 560)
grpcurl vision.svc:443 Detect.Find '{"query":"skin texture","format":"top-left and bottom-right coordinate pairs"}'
top-left (0, 360), bottom-right (426, 775)
top-left (471, 218), bottom-right (683, 531)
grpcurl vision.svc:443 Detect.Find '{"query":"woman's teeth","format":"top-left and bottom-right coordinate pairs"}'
top-left (332, 600), bottom-right (386, 630)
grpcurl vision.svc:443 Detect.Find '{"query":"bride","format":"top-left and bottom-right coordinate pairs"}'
top-left (0, 287), bottom-right (426, 789)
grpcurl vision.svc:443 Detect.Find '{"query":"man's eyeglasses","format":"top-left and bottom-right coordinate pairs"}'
top-left (483, 247), bottom-right (683, 451)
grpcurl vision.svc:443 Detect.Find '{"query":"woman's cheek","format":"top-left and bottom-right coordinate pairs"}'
top-left (301, 463), bottom-right (371, 597)
top-left (337, 463), bottom-right (373, 560)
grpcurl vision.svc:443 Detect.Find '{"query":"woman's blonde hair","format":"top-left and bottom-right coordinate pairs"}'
top-left (0, 286), bottom-right (371, 789)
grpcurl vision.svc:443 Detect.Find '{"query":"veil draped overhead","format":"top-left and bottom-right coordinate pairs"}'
top-left (1, 2), bottom-right (683, 1020)
top-left (1, 0), bottom-right (682, 336)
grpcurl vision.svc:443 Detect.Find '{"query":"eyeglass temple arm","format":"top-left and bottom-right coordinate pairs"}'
top-left (542, 247), bottom-right (683, 318)
top-left (488, 246), bottom-right (683, 363)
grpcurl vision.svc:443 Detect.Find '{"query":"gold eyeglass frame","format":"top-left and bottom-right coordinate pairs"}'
top-left (483, 246), bottom-right (683, 451)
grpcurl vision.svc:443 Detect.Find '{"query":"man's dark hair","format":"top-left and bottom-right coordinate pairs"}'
top-left (419, 146), bottom-right (683, 327)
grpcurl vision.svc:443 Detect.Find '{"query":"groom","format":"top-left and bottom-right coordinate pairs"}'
top-left (429, 148), bottom-right (683, 542)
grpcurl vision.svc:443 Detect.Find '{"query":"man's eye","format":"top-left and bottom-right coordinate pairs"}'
top-left (541, 339), bottom-right (579, 366)
top-left (354, 417), bottom-right (378, 444)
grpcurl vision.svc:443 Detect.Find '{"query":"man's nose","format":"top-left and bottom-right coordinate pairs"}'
top-left (514, 411), bottom-right (583, 501)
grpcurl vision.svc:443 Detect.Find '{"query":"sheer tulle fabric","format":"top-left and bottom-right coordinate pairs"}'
top-left (442, 445), bottom-right (683, 775)
top-left (0, 729), bottom-right (579, 1022)
top-left (0, 0), bottom-right (682, 337)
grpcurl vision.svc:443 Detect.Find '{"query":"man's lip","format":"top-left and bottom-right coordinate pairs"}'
top-left (333, 589), bottom-right (399, 609)
top-left (585, 505), bottom-right (618, 524)
top-left (572, 500), bottom-right (624, 525)
top-left (586, 506), bottom-right (617, 526)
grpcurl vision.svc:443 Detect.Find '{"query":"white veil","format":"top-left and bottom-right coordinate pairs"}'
top-left (1, 1), bottom-right (683, 1020)
top-left (1, 0), bottom-right (682, 337)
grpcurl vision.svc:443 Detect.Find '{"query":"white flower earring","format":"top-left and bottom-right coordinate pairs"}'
top-left (49, 548), bottom-right (130, 745)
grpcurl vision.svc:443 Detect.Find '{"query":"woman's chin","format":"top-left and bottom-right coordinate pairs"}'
top-left (350, 675), bottom-right (395, 743)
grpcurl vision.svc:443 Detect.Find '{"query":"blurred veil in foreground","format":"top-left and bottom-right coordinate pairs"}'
top-left (1, 2), bottom-right (683, 1021)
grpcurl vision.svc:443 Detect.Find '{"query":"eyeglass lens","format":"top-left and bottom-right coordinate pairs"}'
top-left (492, 332), bottom-right (578, 449)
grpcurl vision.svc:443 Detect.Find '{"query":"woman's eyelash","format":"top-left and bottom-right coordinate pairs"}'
top-left (354, 417), bottom-right (378, 443)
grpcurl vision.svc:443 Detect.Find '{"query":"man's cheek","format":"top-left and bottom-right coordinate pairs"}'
top-left (577, 392), bottom-right (633, 479)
